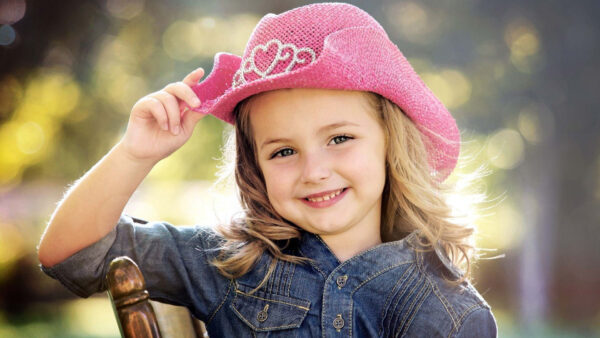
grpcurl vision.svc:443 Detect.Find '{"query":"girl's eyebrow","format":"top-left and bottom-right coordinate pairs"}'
top-left (259, 121), bottom-right (360, 151)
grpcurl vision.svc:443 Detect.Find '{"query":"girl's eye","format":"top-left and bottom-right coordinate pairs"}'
top-left (269, 135), bottom-right (352, 159)
top-left (271, 148), bottom-right (295, 159)
top-left (330, 134), bottom-right (353, 145)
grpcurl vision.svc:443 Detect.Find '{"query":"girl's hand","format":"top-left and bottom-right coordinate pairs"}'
top-left (119, 67), bottom-right (207, 164)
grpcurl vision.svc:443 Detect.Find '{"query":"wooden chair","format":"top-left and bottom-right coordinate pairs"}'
top-left (106, 256), bottom-right (209, 338)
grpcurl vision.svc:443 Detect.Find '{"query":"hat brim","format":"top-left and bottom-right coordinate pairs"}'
top-left (190, 26), bottom-right (459, 181)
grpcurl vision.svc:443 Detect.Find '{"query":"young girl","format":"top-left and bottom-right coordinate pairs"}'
top-left (38, 3), bottom-right (497, 337)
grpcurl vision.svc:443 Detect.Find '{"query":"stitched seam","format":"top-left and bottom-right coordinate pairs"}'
top-left (391, 268), bottom-right (420, 335)
top-left (339, 232), bottom-right (418, 262)
top-left (286, 262), bottom-right (295, 297)
top-left (278, 261), bottom-right (287, 296)
top-left (230, 304), bottom-right (304, 331)
top-left (457, 303), bottom-right (482, 324)
top-left (298, 247), bottom-right (327, 278)
top-left (234, 289), bottom-right (310, 311)
top-left (321, 272), bottom-right (330, 338)
top-left (388, 266), bottom-right (418, 334)
top-left (351, 260), bottom-right (414, 293)
top-left (347, 260), bottom-right (413, 337)
top-left (267, 261), bottom-right (274, 294)
top-left (399, 273), bottom-right (427, 329)
top-left (273, 259), bottom-right (284, 295)
top-left (447, 303), bottom-right (482, 338)
top-left (270, 257), bottom-right (280, 294)
top-left (432, 281), bottom-right (459, 330)
top-left (266, 258), bottom-right (275, 294)
top-left (378, 265), bottom-right (415, 337)
top-left (415, 249), bottom-right (460, 330)
top-left (401, 285), bottom-right (432, 338)
top-left (315, 235), bottom-right (342, 265)
top-left (398, 277), bottom-right (429, 337)
top-left (206, 279), bottom-right (234, 324)
top-left (349, 301), bottom-right (353, 337)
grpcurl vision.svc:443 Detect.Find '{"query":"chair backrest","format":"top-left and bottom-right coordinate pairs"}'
top-left (106, 256), bottom-right (208, 338)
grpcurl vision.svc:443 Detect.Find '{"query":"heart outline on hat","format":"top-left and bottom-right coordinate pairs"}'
top-left (232, 39), bottom-right (316, 88)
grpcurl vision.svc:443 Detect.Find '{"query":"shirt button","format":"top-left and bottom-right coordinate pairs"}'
top-left (336, 275), bottom-right (348, 289)
top-left (257, 304), bottom-right (269, 322)
top-left (333, 314), bottom-right (345, 331)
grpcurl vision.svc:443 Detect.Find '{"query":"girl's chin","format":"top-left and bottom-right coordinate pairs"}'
top-left (299, 223), bottom-right (348, 236)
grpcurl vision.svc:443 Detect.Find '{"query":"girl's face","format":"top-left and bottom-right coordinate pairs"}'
top-left (250, 88), bottom-right (387, 259)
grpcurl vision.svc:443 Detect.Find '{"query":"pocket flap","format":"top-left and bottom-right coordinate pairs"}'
top-left (231, 283), bottom-right (311, 331)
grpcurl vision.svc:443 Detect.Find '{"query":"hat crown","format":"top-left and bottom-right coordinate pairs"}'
top-left (245, 3), bottom-right (385, 59)
top-left (233, 3), bottom-right (386, 87)
top-left (190, 3), bottom-right (461, 182)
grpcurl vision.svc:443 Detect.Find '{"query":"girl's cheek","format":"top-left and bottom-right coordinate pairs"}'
top-left (263, 166), bottom-right (296, 196)
top-left (341, 142), bottom-right (386, 177)
top-left (336, 144), bottom-right (375, 167)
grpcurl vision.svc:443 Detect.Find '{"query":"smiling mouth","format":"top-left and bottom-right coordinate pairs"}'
top-left (304, 188), bottom-right (347, 202)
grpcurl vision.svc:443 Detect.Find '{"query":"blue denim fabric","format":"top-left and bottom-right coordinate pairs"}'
top-left (40, 214), bottom-right (497, 337)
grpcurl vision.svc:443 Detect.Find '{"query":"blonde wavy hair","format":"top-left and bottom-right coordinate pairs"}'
top-left (211, 90), bottom-right (487, 287)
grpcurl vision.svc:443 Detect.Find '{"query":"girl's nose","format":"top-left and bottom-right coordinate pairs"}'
top-left (300, 150), bottom-right (331, 184)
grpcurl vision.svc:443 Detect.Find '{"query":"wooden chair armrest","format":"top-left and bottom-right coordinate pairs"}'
top-left (106, 256), bottom-right (162, 338)
top-left (106, 256), bottom-right (209, 337)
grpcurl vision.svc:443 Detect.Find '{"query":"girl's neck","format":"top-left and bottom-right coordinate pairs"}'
top-left (319, 223), bottom-right (382, 263)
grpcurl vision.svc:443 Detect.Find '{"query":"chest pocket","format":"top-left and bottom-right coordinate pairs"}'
top-left (231, 282), bottom-right (311, 332)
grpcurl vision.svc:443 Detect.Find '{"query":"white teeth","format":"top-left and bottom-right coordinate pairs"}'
top-left (307, 188), bottom-right (343, 202)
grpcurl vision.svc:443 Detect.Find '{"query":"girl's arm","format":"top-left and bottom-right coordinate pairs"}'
top-left (37, 68), bottom-right (207, 268)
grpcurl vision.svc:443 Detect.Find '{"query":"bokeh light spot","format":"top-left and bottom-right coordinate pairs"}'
top-left (16, 121), bottom-right (44, 154)
top-left (105, 0), bottom-right (145, 20)
top-left (0, 24), bottom-right (16, 46)
top-left (478, 202), bottom-right (525, 251)
top-left (0, 75), bottom-right (23, 117)
top-left (518, 107), bottom-right (542, 144)
top-left (0, 0), bottom-right (26, 24)
top-left (162, 20), bottom-right (197, 61)
top-left (505, 19), bottom-right (543, 73)
top-left (384, 1), bottom-right (439, 43)
top-left (23, 71), bottom-right (81, 118)
top-left (0, 222), bottom-right (25, 266)
top-left (161, 15), bottom-right (258, 61)
top-left (486, 128), bottom-right (525, 169)
top-left (63, 298), bottom-right (120, 336)
top-left (0, 121), bottom-right (25, 184)
top-left (422, 68), bottom-right (472, 109)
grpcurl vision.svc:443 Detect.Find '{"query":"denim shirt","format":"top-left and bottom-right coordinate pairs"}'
top-left (40, 214), bottom-right (497, 337)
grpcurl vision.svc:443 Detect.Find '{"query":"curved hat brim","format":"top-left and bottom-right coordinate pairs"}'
top-left (190, 25), bottom-right (460, 181)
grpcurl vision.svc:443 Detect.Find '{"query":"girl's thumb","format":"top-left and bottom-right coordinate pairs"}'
top-left (181, 108), bottom-right (207, 131)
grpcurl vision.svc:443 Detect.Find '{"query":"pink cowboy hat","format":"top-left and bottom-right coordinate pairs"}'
top-left (189, 2), bottom-right (460, 182)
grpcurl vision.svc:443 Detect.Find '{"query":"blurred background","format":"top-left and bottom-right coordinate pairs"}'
top-left (0, 0), bottom-right (598, 337)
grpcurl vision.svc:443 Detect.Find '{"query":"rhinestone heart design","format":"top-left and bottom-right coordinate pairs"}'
top-left (232, 39), bottom-right (317, 88)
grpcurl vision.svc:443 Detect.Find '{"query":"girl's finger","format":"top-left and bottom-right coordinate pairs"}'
top-left (163, 81), bottom-right (201, 110)
top-left (182, 67), bottom-right (205, 86)
top-left (144, 97), bottom-right (169, 131)
top-left (181, 105), bottom-right (207, 131)
top-left (153, 91), bottom-right (182, 135)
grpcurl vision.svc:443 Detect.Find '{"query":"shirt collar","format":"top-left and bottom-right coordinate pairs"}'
top-left (296, 229), bottom-right (421, 278)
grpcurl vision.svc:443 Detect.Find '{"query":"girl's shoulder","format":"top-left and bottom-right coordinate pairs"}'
top-left (406, 238), bottom-right (497, 337)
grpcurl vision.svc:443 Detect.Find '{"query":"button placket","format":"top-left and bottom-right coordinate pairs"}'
top-left (333, 314), bottom-right (345, 331)
top-left (336, 275), bottom-right (348, 289)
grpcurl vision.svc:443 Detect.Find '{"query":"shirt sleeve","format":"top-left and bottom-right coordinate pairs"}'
top-left (39, 214), bottom-right (232, 322)
top-left (454, 307), bottom-right (498, 338)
